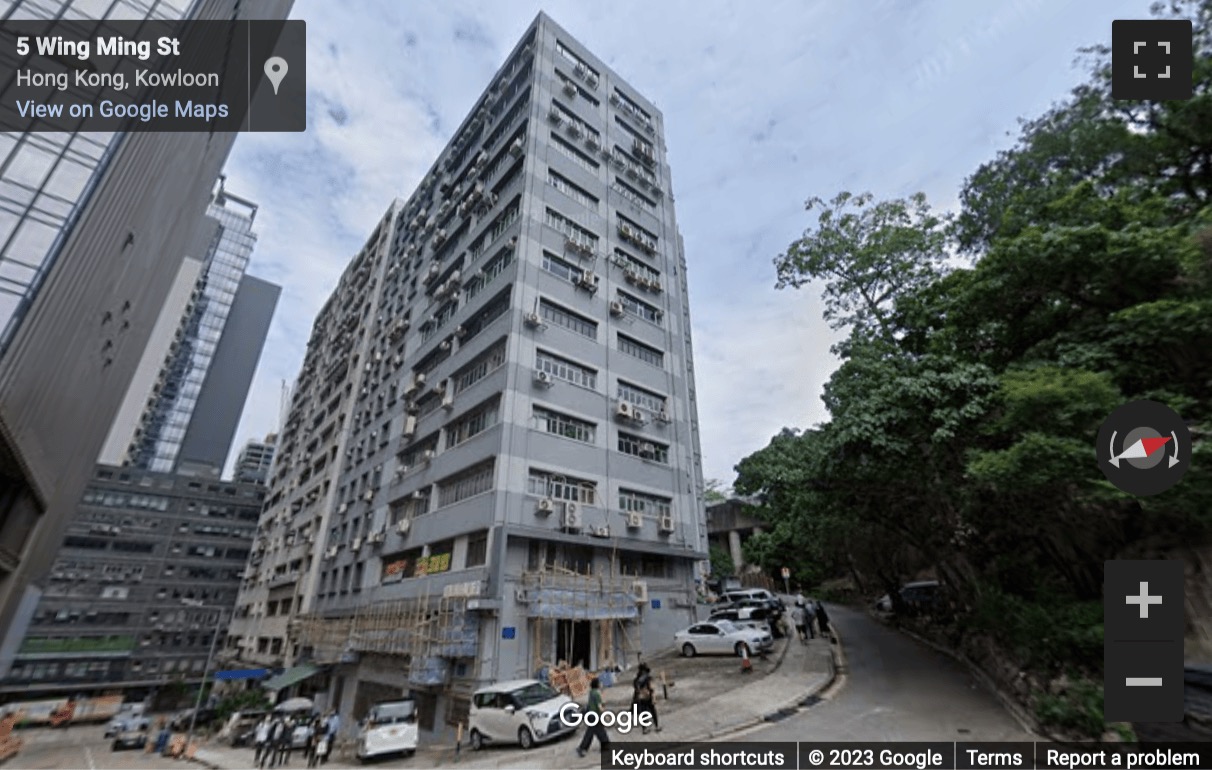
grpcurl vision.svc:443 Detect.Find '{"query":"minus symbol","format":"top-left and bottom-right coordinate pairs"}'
top-left (1126, 677), bottom-right (1163, 687)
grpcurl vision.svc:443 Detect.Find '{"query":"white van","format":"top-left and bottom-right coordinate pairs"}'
top-left (356, 699), bottom-right (418, 761)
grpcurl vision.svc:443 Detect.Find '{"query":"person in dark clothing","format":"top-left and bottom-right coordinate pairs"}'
top-left (575, 678), bottom-right (609, 757)
top-left (261, 717), bottom-right (283, 769)
top-left (815, 602), bottom-right (832, 640)
top-left (632, 664), bottom-right (662, 734)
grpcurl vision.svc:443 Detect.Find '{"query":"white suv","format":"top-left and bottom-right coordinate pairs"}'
top-left (468, 680), bottom-right (577, 750)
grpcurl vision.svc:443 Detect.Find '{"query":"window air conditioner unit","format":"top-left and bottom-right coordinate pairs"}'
top-left (639, 442), bottom-right (656, 458)
top-left (396, 519), bottom-right (411, 535)
top-left (609, 301), bottom-right (624, 316)
top-left (454, 325), bottom-right (467, 338)
top-left (659, 514), bottom-right (675, 533)
top-left (656, 409), bottom-right (671, 423)
top-left (632, 408), bottom-right (646, 424)
top-left (352, 537), bottom-right (363, 550)
top-left (536, 497), bottom-right (555, 514)
top-left (338, 503), bottom-right (348, 513)
top-left (441, 391), bottom-right (455, 410)
top-left (594, 526), bottom-right (610, 538)
top-left (574, 62), bottom-right (587, 77)
top-left (440, 339), bottom-right (452, 351)
top-left (563, 80), bottom-right (576, 95)
top-left (325, 547), bottom-right (338, 559)
top-left (562, 505), bottom-right (582, 530)
top-left (548, 107), bottom-right (562, 123)
top-left (422, 449), bottom-right (435, 462)
top-left (524, 312), bottom-right (543, 327)
top-left (363, 490), bottom-right (375, 502)
top-left (510, 137), bottom-right (524, 156)
top-left (610, 92), bottom-right (621, 106)
top-left (586, 135), bottom-right (599, 150)
top-left (632, 580), bottom-right (648, 602)
top-left (577, 272), bottom-right (598, 290)
top-left (616, 401), bottom-right (632, 419)
top-left (534, 370), bottom-right (553, 386)
top-left (626, 511), bottom-right (642, 529)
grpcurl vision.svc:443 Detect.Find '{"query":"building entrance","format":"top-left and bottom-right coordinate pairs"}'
top-left (555, 619), bottom-right (591, 668)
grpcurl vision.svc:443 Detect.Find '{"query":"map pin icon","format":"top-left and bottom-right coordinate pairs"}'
top-left (264, 57), bottom-right (288, 95)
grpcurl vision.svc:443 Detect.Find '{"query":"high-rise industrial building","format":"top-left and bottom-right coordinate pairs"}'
top-left (0, 465), bottom-right (264, 699)
top-left (0, 0), bottom-right (294, 679)
top-left (227, 13), bottom-right (706, 738)
top-left (99, 181), bottom-right (281, 478)
top-left (234, 435), bottom-right (278, 485)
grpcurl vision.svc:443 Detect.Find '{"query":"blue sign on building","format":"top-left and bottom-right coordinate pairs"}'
top-left (214, 668), bottom-right (268, 681)
top-left (502, 626), bottom-right (516, 639)
top-left (651, 599), bottom-right (661, 610)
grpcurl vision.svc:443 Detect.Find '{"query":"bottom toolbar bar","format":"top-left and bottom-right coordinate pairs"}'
top-left (599, 742), bottom-right (1212, 770)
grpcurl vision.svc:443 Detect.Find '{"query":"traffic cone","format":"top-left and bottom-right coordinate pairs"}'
top-left (740, 644), bottom-right (752, 674)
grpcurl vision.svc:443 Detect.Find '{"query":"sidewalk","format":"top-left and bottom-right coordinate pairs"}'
top-left (191, 627), bottom-right (839, 770)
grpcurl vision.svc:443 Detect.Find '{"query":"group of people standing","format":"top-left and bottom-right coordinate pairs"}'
top-left (253, 711), bottom-right (339, 768)
top-left (789, 592), bottom-right (831, 644)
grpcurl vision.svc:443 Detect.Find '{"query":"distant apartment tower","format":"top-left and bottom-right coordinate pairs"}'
top-left (235, 435), bottom-right (278, 485)
top-left (0, 0), bottom-right (294, 678)
top-left (99, 181), bottom-right (281, 478)
top-left (227, 13), bottom-right (707, 736)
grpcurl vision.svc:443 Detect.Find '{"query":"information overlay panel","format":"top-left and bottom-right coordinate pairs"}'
top-left (0, 19), bottom-right (306, 132)
top-left (600, 743), bottom-right (1212, 770)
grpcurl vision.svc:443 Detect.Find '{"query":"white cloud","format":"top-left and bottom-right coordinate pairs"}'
top-left (223, 0), bottom-right (1151, 485)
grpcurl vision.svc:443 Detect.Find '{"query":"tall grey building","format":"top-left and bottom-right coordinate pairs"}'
top-left (234, 435), bottom-right (277, 485)
top-left (227, 13), bottom-right (707, 739)
top-left (99, 180), bottom-right (281, 478)
top-left (0, 0), bottom-right (294, 679)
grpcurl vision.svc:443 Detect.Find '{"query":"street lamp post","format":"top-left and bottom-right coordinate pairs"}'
top-left (182, 600), bottom-right (226, 758)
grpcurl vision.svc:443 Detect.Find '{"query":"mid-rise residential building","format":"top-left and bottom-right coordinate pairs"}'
top-left (235, 435), bottom-right (278, 485)
top-left (0, 0), bottom-right (294, 678)
top-left (0, 466), bottom-right (264, 699)
top-left (99, 181), bottom-right (280, 478)
top-left (227, 12), bottom-right (707, 737)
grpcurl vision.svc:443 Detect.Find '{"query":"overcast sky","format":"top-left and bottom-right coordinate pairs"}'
top-left (222, 0), bottom-right (1150, 487)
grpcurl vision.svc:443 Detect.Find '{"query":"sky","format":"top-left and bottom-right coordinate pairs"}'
top-left (222, 0), bottom-right (1152, 488)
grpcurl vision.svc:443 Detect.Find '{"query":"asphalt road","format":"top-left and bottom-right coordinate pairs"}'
top-left (746, 605), bottom-right (1038, 742)
top-left (3, 724), bottom-right (164, 769)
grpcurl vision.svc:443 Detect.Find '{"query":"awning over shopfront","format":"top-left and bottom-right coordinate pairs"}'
top-left (215, 668), bottom-right (269, 681)
top-left (526, 589), bottom-right (638, 620)
top-left (261, 664), bottom-right (320, 691)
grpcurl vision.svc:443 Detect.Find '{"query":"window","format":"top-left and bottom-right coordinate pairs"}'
top-left (452, 339), bottom-right (507, 394)
top-left (447, 398), bottom-right (500, 448)
top-left (437, 461), bottom-right (495, 507)
top-left (550, 133), bottom-right (599, 173)
top-left (612, 178), bottom-right (655, 211)
top-left (611, 248), bottom-right (660, 282)
top-left (548, 170), bottom-right (598, 210)
top-left (556, 40), bottom-right (600, 83)
top-left (540, 251), bottom-right (588, 284)
top-left (617, 291), bottom-right (662, 324)
top-left (618, 334), bottom-right (663, 367)
top-left (527, 469), bottom-right (596, 504)
top-left (619, 489), bottom-right (672, 517)
top-left (465, 531), bottom-right (488, 568)
top-left (548, 100), bottom-right (599, 141)
top-left (533, 406), bottom-right (595, 444)
top-left (618, 432), bottom-right (669, 463)
top-left (465, 247), bottom-right (514, 302)
top-left (540, 299), bottom-right (596, 339)
top-left (543, 208), bottom-right (598, 252)
top-left (617, 381), bottom-right (666, 413)
top-left (536, 349), bottom-right (597, 389)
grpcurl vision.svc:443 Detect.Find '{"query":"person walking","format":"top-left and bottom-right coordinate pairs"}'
top-left (815, 601), bottom-right (832, 642)
top-left (253, 716), bottom-right (271, 766)
top-left (575, 677), bottom-right (610, 757)
top-left (632, 664), bottom-right (662, 734)
top-left (262, 716), bottom-right (283, 768)
top-left (314, 728), bottom-right (330, 767)
top-left (790, 603), bottom-right (808, 643)
top-left (275, 716), bottom-right (295, 766)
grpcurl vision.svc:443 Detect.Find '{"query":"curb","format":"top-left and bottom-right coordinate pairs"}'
top-left (696, 627), bottom-right (843, 741)
top-left (869, 611), bottom-right (1043, 739)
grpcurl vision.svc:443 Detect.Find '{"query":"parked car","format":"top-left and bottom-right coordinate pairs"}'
top-left (875, 580), bottom-right (944, 615)
top-left (221, 710), bottom-right (269, 747)
top-left (468, 680), bottom-right (577, 751)
top-left (103, 714), bottom-right (149, 738)
top-left (111, 727), bottom-right (149, 752)
top-left (709, 605), bottom-right (772, 635)
top-left (169, 707), bottom-right (218, 731)
top-left (675, 619), bottom-right (773, 657)
top-left (722, 588), bottom-right (785, 610)
top-left (356, 699), bottom-right (418, 761)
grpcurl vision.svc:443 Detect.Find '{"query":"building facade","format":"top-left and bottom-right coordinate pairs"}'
top-left (0, 0), bottom-right (294, 678)
top-left (0, 466), bottom-right (263, 699)
top-left (100, 181), bottom-right (280, 478)
top-left (229, 13), bottom-right (707, 738)
top-left (234, 435), bottom-right (278, 485)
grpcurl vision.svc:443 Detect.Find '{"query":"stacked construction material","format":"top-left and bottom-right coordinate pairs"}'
top-left (545, 663), bottom-right (591, 699)
top-left (0, 711), bottom-right (23, 762)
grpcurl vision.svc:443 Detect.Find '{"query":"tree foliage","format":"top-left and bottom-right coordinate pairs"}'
top-left (739, 0), bottom-right (1212, 737)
